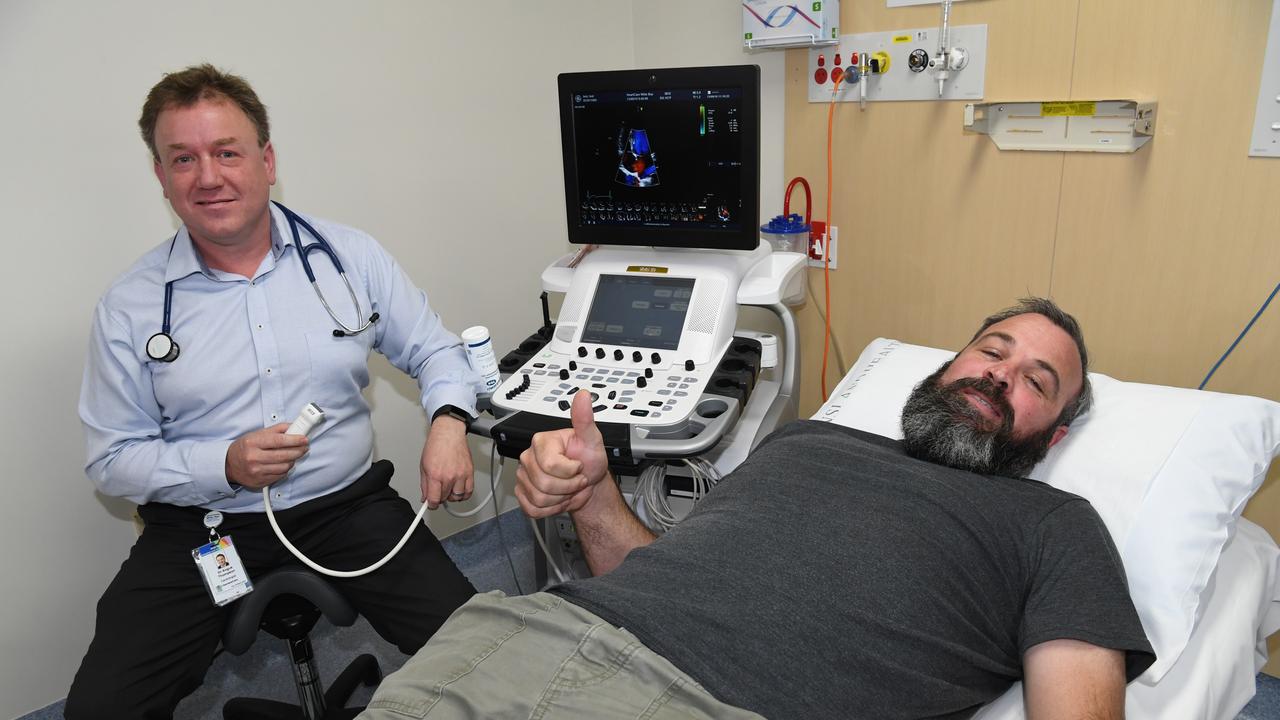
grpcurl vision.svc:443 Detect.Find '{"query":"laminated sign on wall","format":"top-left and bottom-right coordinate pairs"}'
top-left (744, 1), bottom-right (839, 50)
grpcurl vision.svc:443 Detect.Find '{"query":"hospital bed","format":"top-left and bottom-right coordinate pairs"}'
top-left (813, 338), bottom-right (1280, 719)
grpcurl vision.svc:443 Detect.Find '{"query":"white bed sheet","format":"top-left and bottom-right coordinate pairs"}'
top-left (972, 518), bottom-right (1280, 720)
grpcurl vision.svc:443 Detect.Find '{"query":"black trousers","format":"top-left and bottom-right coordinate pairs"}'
top-left (64, 461), bottom-right (477, 720)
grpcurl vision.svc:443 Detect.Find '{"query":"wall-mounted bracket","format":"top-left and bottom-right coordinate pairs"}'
top-left (963, 100), bottom-right (1156, 153)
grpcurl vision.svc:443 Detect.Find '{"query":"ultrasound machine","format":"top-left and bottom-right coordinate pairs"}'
top-left (471, 64), bottom-right (806, 579)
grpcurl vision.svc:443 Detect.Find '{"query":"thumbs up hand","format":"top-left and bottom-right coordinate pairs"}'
top-left (563, 388), bottom-right (608, 486)
top-left (515, 390), bottom-right (611, 519)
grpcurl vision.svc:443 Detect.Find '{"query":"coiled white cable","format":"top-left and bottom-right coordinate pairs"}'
top-left (631, 458), bottom-right (721, 532)
top-left (263, 443), bottom-right (502, 578)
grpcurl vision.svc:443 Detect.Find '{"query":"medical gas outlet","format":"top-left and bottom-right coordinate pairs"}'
top-left (813, 53), bottom-right (861, 87)
top-left (811, 51), bottom-right (889, 85)
top-left (908, 49), bottom-right (929, 73)
top-left (870, 51), bottom-right (891, 74)
top-left (807, 24), bottom-right (986, 103)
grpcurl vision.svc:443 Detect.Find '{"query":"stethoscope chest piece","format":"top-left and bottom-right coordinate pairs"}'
top-left (147, 332), bottom-right (180, 362)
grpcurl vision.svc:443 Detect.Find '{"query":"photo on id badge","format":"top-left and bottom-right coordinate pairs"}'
top-left (193, 535), bottom-right (253, 606)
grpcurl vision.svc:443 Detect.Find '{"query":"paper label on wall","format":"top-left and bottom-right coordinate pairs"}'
top-left (1041, 102), bottom-right (1097, 117)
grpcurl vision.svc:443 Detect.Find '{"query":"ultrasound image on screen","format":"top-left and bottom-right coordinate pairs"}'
top-left (581, 275), bottom-right (696, 351)
top-left (570, 88), bottom-right (743, 231)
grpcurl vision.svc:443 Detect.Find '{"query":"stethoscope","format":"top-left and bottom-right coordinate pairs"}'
top-left (146, 201), bottom-right (379, 362)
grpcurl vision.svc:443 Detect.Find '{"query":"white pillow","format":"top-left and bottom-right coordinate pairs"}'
top-left (812, 338), bottom-right (1280, 681)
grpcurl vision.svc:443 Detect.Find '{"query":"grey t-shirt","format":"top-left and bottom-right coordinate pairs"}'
top-left (552, 420), bottom-right (1155, 719)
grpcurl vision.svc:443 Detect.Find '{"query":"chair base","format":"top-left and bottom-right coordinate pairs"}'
top-left (222, 653), bottom-right (382, 720)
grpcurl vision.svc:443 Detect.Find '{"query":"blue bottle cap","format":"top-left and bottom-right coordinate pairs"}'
top-left (760, 213), bottom-right (810, 234)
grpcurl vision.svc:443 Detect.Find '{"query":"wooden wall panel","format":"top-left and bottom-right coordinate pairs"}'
top-left (787, 0), bottom-right (1081, 409)
top-left (1054, 0), bottom-right (1280, 395)
top-left (784, 0), bottom-right (1280, 676)
top-left (1052, 3), bottom-right (1280, 674)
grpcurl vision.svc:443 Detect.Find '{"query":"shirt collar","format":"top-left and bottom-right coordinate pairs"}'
top-left (161, 203), bottom-right (293, 284)
top-left (269, 202), bottom-right (292, 255)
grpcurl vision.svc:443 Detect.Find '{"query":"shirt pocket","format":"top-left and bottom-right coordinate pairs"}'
top-left (304, 330), bottom-right (372, 406)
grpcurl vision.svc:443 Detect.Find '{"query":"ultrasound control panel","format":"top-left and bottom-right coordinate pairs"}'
top-left (490, 244), bottom-right (764, 430)
top-left (493, 342), bottom-right (722, 426)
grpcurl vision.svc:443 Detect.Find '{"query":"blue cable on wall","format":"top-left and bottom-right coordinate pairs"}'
top-left (1198, 281), bottom-right (1280, 390)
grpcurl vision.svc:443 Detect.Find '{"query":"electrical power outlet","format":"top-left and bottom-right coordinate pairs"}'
top-left (807, 226), bottom-right (838, 269)
top-left (555, 516), bottom-right (577, 540)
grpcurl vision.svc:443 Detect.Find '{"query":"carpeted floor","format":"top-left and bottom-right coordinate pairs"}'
top-left (1239, 673), bottom-right (1280, 719)
top-left (24, 509), bottom-right (538, 720)
top-left (20, 510), bottom-right (1280, 719)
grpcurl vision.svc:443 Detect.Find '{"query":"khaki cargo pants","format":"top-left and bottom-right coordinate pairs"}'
top-left (359, 591), bottom-right (765, 719)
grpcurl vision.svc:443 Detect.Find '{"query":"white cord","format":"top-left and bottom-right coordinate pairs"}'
top-left (531, 517), bottom-right (571, 583)
top-left (632, 458), bottom-right (722, 532)
top-left (444, 450), bottom-right (501, 518)
top-left (263, 446), bottom-right (500, 577)
top-left (264, 486), bottom-right (429, 578)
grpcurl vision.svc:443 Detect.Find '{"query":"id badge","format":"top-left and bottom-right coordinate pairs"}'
top-left (192, 535), bottom-right (254, 606)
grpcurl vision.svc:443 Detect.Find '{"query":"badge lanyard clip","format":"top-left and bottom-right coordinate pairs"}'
top-left (204, 510), bottom-right (224, 543)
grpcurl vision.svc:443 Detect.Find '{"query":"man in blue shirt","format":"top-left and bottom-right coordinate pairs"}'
top-left (68, 64), bottom-right (480, 718)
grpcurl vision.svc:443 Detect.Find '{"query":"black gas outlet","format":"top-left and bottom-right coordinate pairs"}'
top-left (908, 49), bottom-right (929, 73)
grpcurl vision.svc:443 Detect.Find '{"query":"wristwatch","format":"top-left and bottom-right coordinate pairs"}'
top-left (431, 404), bottom-right (474, 430)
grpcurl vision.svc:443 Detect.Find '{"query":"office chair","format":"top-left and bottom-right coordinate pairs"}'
top-left (222, 566), bottom-right (381, 720)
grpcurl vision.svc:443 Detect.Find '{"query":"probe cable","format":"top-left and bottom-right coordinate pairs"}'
top-left (631, 458), bottom-right (722, 533)
top-left (263, 441), bottom-right (503, 578)
top-left (264, 483), bottom-right (429, 578)
top-left (532, 516), bottom-right (572, 584)
top-left (533, 456), bottom-right (725, 583)
top-left (443, 443), bottom-right (502, 519)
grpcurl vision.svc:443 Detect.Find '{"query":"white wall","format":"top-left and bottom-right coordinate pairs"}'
top-left (632, 0), bottom-right (787, 217)
top-left (0, 1), bottom-right (784, 716)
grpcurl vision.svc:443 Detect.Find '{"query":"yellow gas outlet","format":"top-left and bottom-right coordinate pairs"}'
top-left (871, 51), bottom-right (891, 74)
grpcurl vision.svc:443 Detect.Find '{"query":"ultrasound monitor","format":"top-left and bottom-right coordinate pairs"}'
top-left (558, 65), bottom-right (760, 251)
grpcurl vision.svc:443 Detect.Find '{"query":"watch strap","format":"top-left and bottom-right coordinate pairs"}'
top-left (432, 404), bottom-right (474, 429)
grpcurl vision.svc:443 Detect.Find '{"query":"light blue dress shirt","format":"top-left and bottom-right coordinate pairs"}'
top-left (80, 204), bottom-right (480, 512)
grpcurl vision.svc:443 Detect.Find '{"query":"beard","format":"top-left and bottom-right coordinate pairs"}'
top-left (900, 363), bottom-right (1059, 478)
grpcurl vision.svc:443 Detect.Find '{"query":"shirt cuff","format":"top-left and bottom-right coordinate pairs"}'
top-left (190, 439), bottom-right (237, 502)
top-left (424, 391), bottom-right (479, 423)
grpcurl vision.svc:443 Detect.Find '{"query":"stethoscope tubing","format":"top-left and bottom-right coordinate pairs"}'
top-left (275, 201), bottom-right (378, 338)
top-left (149, 202), bottom-right (376, 361)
